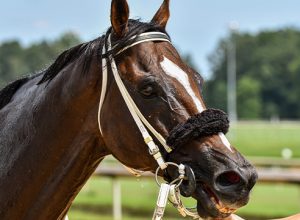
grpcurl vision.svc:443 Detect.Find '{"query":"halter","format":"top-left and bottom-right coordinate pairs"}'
top-left (98, 31), bottom-right (173, 170)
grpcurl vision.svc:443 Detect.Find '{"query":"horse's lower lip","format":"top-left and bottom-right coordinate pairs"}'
top-left (203, 184), bottom-right (237, 214)
top-left (195, 184), bottom-right (236, 218)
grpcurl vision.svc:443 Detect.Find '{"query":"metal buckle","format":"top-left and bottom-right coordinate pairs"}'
top-left (149, 146), bottom-right (159, 156)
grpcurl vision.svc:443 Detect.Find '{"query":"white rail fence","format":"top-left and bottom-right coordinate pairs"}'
top-left (90, 157), bottom-right (300, 220)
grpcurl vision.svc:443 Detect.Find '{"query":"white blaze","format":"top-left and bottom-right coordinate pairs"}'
top-left (218, 132), bottom-right (232, 152)
top-left (160, 56), bottom-right (233, 152)
top-left (160, 57), bottom-right (205, 113)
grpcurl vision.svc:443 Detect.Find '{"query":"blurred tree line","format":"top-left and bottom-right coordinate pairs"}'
top-left (1, 29), bottom-right (300, 119)
top-left (204, 28), bottom-right (300, 120)
top-left (0, 32), bottom-right (81, 88)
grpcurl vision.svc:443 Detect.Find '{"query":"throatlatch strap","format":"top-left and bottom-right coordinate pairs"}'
top-left (98, 46), bottom-right (108, 134)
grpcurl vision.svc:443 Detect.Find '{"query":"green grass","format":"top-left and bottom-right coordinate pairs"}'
top-left (228, 121), bottom-right (300, 157)
top-left (238, 183), bottom-right (300, 218)
top-left (69, 178), bottom-right (184, 220)
top-left (70, 178), bottom-right (300, 219)
top-left (69, 121), bottom-right (300, 219)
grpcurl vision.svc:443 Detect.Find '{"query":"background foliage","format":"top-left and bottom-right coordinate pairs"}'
top-left (0, 32), bottom-right (80, 88)
top-left (1, 28), bottom-right (300, 119)
top-left (204, 28), bottom-right (300, 119)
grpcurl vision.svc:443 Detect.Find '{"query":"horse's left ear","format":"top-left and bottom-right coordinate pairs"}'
top-left (151, 0), bottom-right (170, 28)
top-left (111, 0), bottom-right (129, 37)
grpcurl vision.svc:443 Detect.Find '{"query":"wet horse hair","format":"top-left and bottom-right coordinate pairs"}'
top-left (166, 109), bottom-right (230, 149)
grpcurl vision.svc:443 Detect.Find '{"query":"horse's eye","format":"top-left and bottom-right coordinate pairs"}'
top-left (140, 84), bottom-right (156, 98)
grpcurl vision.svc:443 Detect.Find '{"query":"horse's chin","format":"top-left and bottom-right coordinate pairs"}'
top-left (193, 183), bottom-right (237, 219)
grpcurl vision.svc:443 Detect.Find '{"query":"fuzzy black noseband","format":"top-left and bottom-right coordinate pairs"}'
top-left (166, 109), bottom-right (229, 149)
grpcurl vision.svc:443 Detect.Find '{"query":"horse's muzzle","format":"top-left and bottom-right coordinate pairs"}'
top-left (190, 151), bottom-right (258, 218)
top-left (165, 108), bottom-right (257, 218)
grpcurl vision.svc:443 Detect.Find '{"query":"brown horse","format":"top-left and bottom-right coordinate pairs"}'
top-left (0, 0), bottom-right (257, 219)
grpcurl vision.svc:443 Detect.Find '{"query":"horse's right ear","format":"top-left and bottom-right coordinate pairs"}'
top-left (151, 0), bottom-right (170, 28)
top-left (110, 0), bottom-right (129, 38)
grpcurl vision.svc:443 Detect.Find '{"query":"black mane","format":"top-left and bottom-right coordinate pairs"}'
top-left (0, 19), bottom-right (168, 110)
top-left (37, 41), bottom-right (102, 85)
top-left (0, 78), bottom-right (29, 109)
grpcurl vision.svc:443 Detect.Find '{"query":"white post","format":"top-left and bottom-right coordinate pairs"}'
top-left (112, 178), bottom-right (122, 220)
top-left (227, 21), bottom-right (239, 123)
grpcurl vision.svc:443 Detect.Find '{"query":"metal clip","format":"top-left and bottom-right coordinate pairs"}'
top-left (178, 164), bottom-right (185, 179)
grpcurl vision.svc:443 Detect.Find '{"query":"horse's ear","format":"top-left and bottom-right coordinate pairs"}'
top-left (110, 0), bottom-right (129, 37)
top-left (151, 0), bottom-right (170, 28)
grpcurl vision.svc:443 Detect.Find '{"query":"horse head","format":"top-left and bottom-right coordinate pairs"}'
top-left (100, 0), bottom-right (257, 218)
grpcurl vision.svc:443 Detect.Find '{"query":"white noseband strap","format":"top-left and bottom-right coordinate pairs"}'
top-left (98, 32), bottom-right (172, 169)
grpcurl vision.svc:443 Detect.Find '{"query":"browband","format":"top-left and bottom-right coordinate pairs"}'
top-left (104, 32), bottom-right (171, 56)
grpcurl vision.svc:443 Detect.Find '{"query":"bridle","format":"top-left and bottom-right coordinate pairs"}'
top-left (97, 31), bottom-right (202, 219)
top-left (98, 31), bottom-right (174, 170)
top-left (97, 30), bottom-right (229, 168)
top-left (96, 29), bottom-right (233, 219)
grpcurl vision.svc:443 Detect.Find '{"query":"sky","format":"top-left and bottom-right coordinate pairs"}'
top-left (1, 0), bottom-right (300, 79)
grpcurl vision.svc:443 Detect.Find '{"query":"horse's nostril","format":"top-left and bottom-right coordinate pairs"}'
top-left (216, 171), bottom-right (241, 187)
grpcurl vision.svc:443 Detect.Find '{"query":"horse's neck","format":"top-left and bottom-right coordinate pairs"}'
top-left (0, 56), bottom-right (109, 219)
